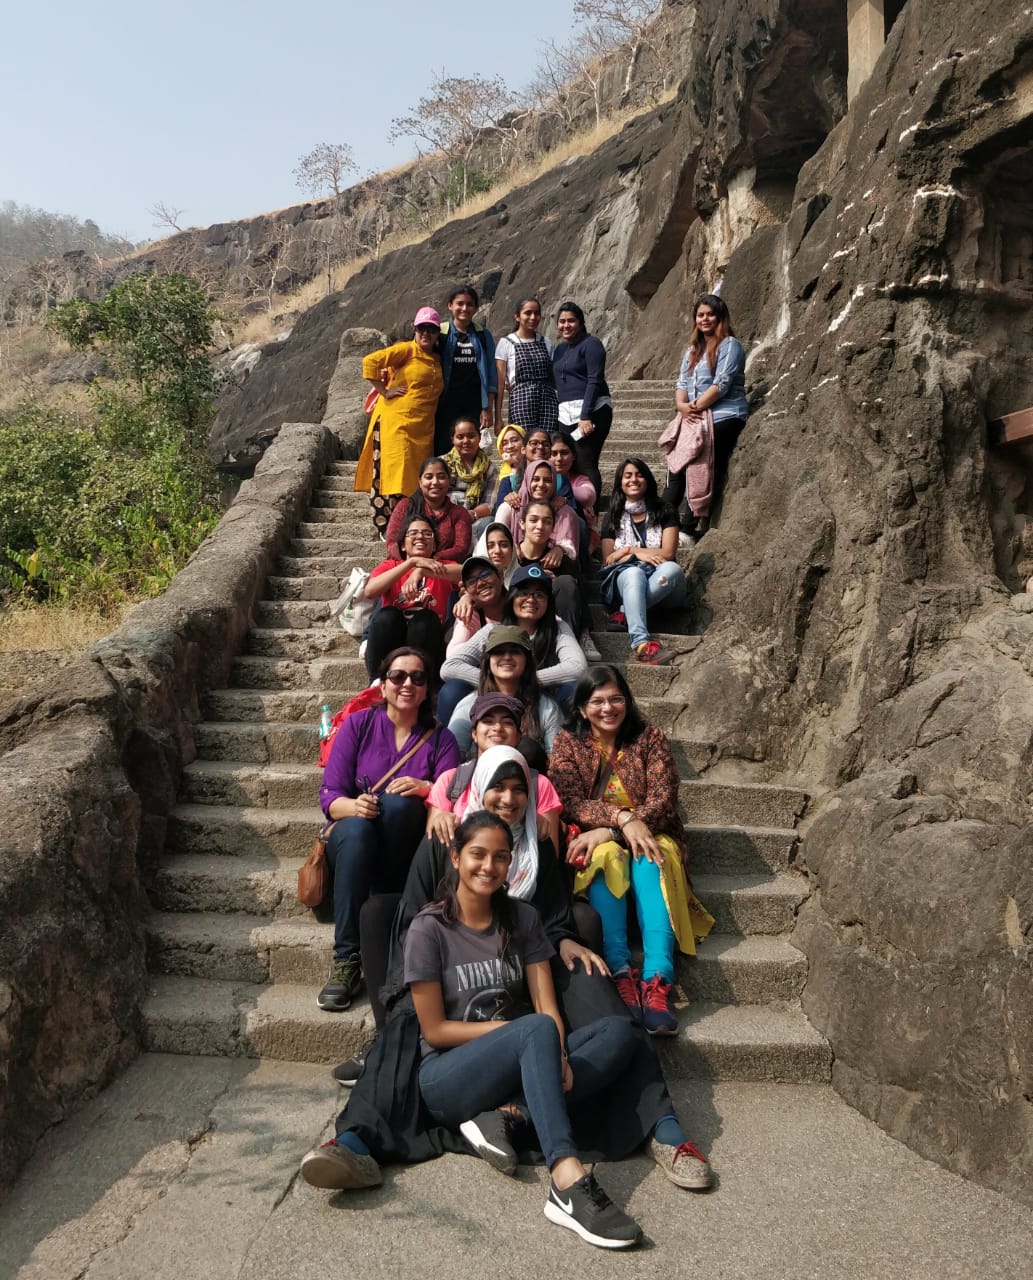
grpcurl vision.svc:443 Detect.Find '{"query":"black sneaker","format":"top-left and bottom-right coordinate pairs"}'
top-left (331, 1052), bottom-right (366, 1087)
top-left (316, 954), bottom-right (362, 1011)
top-left (543, 1172), bottom-right (642, 1249)
top-left (459, 1110), bottom-right (518, 1175)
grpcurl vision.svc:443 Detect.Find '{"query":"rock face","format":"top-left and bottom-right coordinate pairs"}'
top-left (211, 0), bottom-right (1033, 1203)
top-left (0, 423), bottom-right (336, 1192)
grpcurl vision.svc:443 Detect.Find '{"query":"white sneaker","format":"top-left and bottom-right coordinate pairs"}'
top-left (581, 632), bottom-right (602, 662)
top-left (358, 640), bottom-right (367, 660)
top-left (678, 531), bottom-right (695, 550)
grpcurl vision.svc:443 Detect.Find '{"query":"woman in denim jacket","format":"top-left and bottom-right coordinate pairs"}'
top-left (662, 293), bottom-right (748, 536)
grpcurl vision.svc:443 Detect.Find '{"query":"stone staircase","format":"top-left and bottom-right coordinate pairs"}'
top-left (142, 380), bottom-right (830, 1083)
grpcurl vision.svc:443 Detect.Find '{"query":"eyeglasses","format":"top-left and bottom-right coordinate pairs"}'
top-left (385, 670), bottom-right (428, 687)
top-left (515, 588), bottom-right (549, 602)
top-left (406, 529), bottom-right (434, 540)
top-left (585, 696), bottom-right (626, 710)
top-left (465, 570), bottom-right (496, 586)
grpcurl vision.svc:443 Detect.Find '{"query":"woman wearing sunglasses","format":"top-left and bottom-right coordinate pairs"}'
top-left (363, 514), bottom-right (460, 679)
top-left (317, 646), bottom-right (460, 1014)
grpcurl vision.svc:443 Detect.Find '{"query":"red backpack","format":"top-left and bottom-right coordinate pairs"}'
top-left (317, 685), bottom-right (384, 767)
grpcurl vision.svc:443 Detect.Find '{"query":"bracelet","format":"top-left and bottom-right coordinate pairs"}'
top-left (617, 809), bottom-right (635, 828)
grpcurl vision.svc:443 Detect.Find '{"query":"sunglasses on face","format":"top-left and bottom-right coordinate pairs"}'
top-left (385, 670), bottom-right (428, 687)
top-left (415, 325), bottom-right (438, 334)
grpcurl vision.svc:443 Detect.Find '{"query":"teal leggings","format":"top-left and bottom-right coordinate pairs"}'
top-left (586, 856), bottom-right (675, 982)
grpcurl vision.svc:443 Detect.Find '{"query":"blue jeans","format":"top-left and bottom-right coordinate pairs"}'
top-left (325, 794), bottom-right (427, 961)
top-left (588, 855), bottom-right (675, 982)
top-left (613, 561), bottom-right (687, 649)
top-left (436, 676), bottom-right (473, 730)
top-left (418, 1014), bottom-right (638, 1167)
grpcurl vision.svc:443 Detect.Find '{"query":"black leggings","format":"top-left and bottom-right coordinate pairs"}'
top-left (364, 606), bottom-right (444, 680)
top-left (571, 404), bottom-right (612, 502)
top-left (662, 415), bottom-right (746, 524)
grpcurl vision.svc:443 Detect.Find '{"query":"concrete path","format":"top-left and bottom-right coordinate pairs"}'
top-left (2, 1054), bottom-right (1030, 1279)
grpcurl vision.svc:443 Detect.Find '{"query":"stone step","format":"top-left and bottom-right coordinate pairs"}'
top-left (140, 974), bottom-right (372, 1063)
top-left (166, 803), bottom-right (795, 880)
top-left (298, 519), bottom-right (378, 538)
top-left (229, 652), bottom-right (680, 697)
top-left (680, 780), bottom-right (808, 828)
top-left (288, 537), bottom-right (384, 558)
top-left (140, 974), bottom-right (829, 1081)
top-left (145, 908), bottom-right (804, 1001)
top-left (151, 849), bottom-right (803, 937)
top-left (265, 575), bottom-right (342, 602)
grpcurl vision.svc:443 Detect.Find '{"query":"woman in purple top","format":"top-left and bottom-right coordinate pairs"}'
top-left (318, 647), bottom-right (460, 1014)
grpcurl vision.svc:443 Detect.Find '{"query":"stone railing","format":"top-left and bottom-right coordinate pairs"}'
top-left (0, 422), bottom-right (337, 1192)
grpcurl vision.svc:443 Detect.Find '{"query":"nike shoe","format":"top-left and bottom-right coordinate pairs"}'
top-left (544, 1171), bottom-right (642, 1249)
top-left (459, 1110), bottom-right (518, 1175)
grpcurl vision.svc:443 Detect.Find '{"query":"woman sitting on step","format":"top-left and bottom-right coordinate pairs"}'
top-left (599, 458), bottom-right (687, 667)
top-left (317, 646), bottom-right (460, 1013)
top-left (550, 664), bottom-right (714, 1037)
top-left (303, 780), bottom-right (716, 1205)
top-left (446, 625), bottom-right (564, 769)
top-left (363, 514), bottom-right (459, 680)
top-left (384, 456), bottom-right (472, 563)
top-left (493, 459), bottom-right (581, 562)
top-left (443, 415), bottom-right (500, 522)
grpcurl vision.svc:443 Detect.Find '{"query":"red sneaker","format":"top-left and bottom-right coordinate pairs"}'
top-left (605, 609), bottom-right (627, 631)
top-left (634, 639), bottom-right (675, 666)
top-left (639, 974), bottom-right (678, 1035)
top-left (613, 967), bottom-right (643, 1023)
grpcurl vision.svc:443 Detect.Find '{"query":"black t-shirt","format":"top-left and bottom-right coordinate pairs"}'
top-left (404, 900), bottom-right (554, 1056)
top-left (443, 332), bottom-right (481, 410)
top-left (517, 549), bottom-right (578, 579)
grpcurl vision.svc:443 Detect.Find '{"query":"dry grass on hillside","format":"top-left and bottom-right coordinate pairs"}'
top-left (0, 602), bottom-right (131, 700)
top-left (232, 97), bottom-right (675, 347)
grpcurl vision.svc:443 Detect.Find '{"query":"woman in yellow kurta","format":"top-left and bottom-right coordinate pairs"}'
top-left (355, 306), bottom-right (445, 534)
top-left (550, 664), bottom-right (714, 1037)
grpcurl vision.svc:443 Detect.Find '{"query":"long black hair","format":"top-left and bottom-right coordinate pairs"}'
top-left (477, 641), bottom-right (543, 740)
top-left (564, 664), bottom-right (646, 748)
top-left (432, 810), bottom-right (515, 957)
top-left (376, 646), bottom-right (439, 728)
top-left (406, 456), bottom-right (451, 521)
top-left (502, 579), bottom-right (559, 674)
top-left (608, 457), bottom-right (669, 528)
top-left (687, 292), bottom-right (735, 371)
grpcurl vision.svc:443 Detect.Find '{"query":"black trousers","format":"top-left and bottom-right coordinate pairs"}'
top-left (571, 404), bottom-right (612, 502)
top-left (662, 415), bottom-right (746, 525)
top-left (364, 606), bottom-right (444, 680)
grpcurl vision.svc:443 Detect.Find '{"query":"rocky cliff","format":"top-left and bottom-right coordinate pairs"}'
top-left (211, 0), bottom-right (1033, 1202)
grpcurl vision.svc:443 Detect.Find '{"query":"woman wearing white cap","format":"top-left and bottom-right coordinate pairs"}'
top-left (354, 307), bottom-right (444, 535)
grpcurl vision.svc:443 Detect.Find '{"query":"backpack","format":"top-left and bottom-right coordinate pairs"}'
top-left (317, 686), bottom-right (384, 767)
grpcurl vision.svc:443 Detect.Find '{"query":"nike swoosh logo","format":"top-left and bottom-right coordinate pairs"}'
top-left (551, 1192), bottom-right (574, 1214)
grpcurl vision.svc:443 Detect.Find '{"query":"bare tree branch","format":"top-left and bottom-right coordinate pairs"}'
top-left (148, 201), bottom-right (186, 232)
top-left (293, 143), bottom-right (358, 198)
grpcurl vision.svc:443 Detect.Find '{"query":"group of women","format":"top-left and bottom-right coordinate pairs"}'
top-left (302, 287), bottom-right (750, 1248)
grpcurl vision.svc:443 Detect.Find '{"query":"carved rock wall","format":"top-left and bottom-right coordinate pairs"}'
top-left (0, 423), bottom-right (336, 1192)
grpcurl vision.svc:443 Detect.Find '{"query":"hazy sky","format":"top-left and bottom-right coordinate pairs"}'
top-left (4, 0), bottom-right (580, 242)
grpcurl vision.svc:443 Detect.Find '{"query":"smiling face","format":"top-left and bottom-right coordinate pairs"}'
top-left (489, 645), bottom-right (527, 687)
top-left (419, 462), bottom-right (450, 505)
top-left (580, 680), bottom-right (628, 739)
top-left (485, 528), bottom-right (514, 570)
top-left (528, 464), bottom-right (555, 502)
top-left (500, 428), bottom-right (525, 468)
top-left (511, 586), bottom-right (549, 626)
top-left (382, 652), bottom-right (429, 714)
top-left (464, 565), bottom-right (502, 608)
top-left (414, 324), bottom-right (438, 352)
top-left (515, 300), bottom-right (541, 336)
top-left (472, 709), bottom-right (521, 752)
top-left (451, 419), bottom-right (480, 461)
top-left (525, 432), bottom-right (551, 462)
top-left (694, 303), bottom-right (719, 336)
top-left (556, 309), bottom-right (583, 341)
top-left (550, 439), bottom-right (574, 475)
top-left (451, 825), bottom-right (513, 898)
top-left (448, 292), bottom-right (477, 332)
top-left (620, 462), bottom-right (648, 500)
top-left (403, 518), bottom-right (436, 557)
top-left (482, 772), bottom-right (529, 829)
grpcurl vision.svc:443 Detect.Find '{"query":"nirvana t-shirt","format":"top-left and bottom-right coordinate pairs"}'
top-left (404, 899), bottom-right (554, 1056)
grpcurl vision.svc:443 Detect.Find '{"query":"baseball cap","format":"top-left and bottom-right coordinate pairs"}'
top-left (469, 693), bottom-right (524, 726)
top-left (509, 563), bottom-right (552, 593)
top-left (461, 556), bottom-right (497, 582)
top-left (413, 306), bottom-right (441, 328)
top-left (485, 625), bottom-right (533, 654)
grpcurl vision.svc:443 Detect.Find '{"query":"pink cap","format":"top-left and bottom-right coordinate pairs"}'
top-left (413, 306), bottom-right (441, 328)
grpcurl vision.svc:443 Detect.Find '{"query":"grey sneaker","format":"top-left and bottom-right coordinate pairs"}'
top-left (544, 1171), bottom-right (642, 1249)
top-left (331, 1052), bottom-right (366, 1087)
top-left (649, 1137), bottom-right (715, 1189)
top-left (300, 1140), bottom-right (382, 1190)
top-left (581, 631), bottom-right (602, 662)
top-left (317, 954), bottom-right (362, 1012)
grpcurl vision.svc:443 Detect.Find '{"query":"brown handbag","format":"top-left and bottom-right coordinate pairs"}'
top-left (298, 821), bottom-right (335, 909)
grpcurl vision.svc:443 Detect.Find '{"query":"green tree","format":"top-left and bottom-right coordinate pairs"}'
top-left (48, 271), bottom-right (221, 439)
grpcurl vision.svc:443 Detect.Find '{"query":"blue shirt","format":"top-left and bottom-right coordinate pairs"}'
top-left (676, 336), bottom-right (748, 424)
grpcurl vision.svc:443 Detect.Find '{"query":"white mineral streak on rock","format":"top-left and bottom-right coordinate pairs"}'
top-left (828, 285), bottom-right (868, 333)
top-left (914, 184), bottom-right (961, 200)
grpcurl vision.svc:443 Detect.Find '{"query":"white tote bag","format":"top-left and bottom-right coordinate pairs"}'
top-left (329, 566), bottom-right (374, 638)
